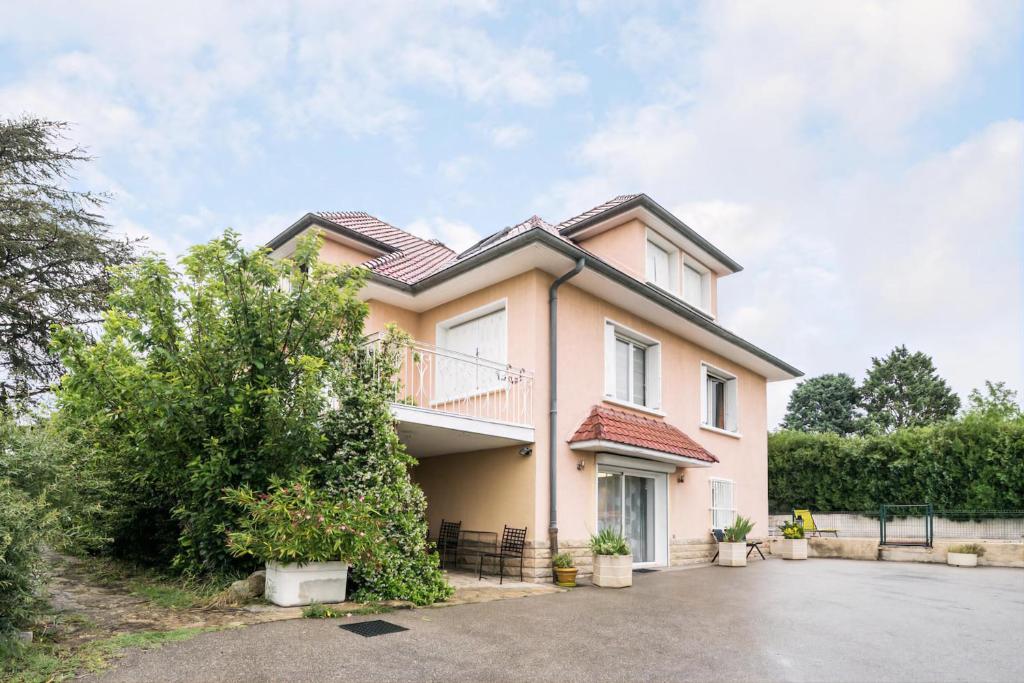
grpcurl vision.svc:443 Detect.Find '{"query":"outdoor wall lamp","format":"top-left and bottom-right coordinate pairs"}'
top-left (519, 446), bottom-right (533, 457)
top-left (576, 458), bottom-right (585, 471)
top-left (677, 472), bottom-right (686, 483)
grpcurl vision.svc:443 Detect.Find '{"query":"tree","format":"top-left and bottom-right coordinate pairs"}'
top-left (781, 373), bottom-right (861, 435)
top-left (0, 117), bottom-right (136, 410)
top-left (965, 381), bottom-right (1021, 420)
top-left (859, 345), bottom-right (960, 433)
top-left (54, 231), bottom-right (365, 573)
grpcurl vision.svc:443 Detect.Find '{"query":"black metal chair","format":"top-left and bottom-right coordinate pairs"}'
top-left (478, 525), bottom-right (527, 584)
top-left (710, 528), bottom-right (765, 561)
top-left (437, 519), bottom-right (461, 569)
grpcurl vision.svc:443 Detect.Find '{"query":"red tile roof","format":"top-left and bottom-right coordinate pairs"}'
top-left (568, 405), bottom-right (719, 463)
top-left (307, 195), bottom-right (646, 285)
top-left (557, 194), bottom-right (641, 232)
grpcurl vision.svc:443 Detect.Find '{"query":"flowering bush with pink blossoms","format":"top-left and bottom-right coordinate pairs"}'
top-left (223, 472), bottom-right (382, 565)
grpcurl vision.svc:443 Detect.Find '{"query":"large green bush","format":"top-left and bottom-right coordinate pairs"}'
top-left (768, 414), bottom-right (1024, 513)
top-left (54, 231), bottom-right (367, 574)
top-left (314, 329), bottom-right (452, 605)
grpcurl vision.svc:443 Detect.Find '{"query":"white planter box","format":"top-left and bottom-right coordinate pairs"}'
top-left (947, 552), bottom-right (978, 567)
top-left (779, 538), bottom-right (808, 560)
top-left (592, 554), bottom-right (632, 588)
top-left (264, 561), bottom-right (349, 606)
top-left (717, 542), bottom-right (748, 567)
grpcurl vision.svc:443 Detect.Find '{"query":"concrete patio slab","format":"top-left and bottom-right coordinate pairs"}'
top-left (91, 559), bottom-right (1024, 682)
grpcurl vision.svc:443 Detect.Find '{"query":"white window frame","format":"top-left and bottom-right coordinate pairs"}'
top-left (595, 454), bottom-right (670, 567)
top-left (645, 229), bottom-right (679, 294)
top-left (603, 319), bottom-right (662, 413)
top-left (434, 299), bottom-right (508, 402)
top-left (682, 255), bottom-right (712, 313)
top-left (700, 362), bottom-right (740, 436)
top-left (710, 477), bottom-right (736, 530)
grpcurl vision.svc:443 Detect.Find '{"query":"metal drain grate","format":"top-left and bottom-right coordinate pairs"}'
top-left (633, 568), bottom-right (658, 574)
top-left (340, 620), bottom-right (408, 638)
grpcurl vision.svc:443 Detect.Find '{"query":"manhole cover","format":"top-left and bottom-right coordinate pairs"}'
top-left (633, 568), bottom-right (658, 574)
top-left (340, 620), bottom-right (409, 637)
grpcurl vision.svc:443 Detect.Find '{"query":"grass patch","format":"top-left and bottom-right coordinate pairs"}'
top-left (72, 555), bottom-right (239, 609)
top-left (1, 627), bottom-right (220, 682)
top-left (302, 602), bottom-right (395, 619)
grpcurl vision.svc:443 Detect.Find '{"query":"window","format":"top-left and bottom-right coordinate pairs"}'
top-left (604, 321), bottom-right (661, 410)
top-left (710, 479), bottom-right (735, 529)
top-left (615, 336), bottom-right (646, 405)
top-left (701, 363), bottom-right (738, 433)
top-left (683, 260), bottom-right (710, 310)
top-left (436, 301), bottom-right (507, 400)
top-left (646, 240), bottom-right (672, 291)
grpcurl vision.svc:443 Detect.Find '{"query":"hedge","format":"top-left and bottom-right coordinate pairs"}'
top-left (768, 415), bottom-right (1024, 514)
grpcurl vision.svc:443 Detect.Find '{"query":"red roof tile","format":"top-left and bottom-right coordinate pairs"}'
top-left (568, 405), bottom-right (718, 463)
top-left (557, 194), bottom-right (641, 232)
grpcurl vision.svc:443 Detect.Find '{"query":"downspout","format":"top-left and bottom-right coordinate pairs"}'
top-left (548, 257), bottom-right (586, 560)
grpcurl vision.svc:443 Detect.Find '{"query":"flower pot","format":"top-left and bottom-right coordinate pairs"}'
top-left (780, 538), bottom-right (808, 560)
top-left (264, 561), bottom-right (349, 606)
top-left (717, 541), bottom-right (748, 567)
top-left (592, 554), bottom-right (632, 587)
top-left (554, 566), bottom-right (578, 587)
top-left (947, 552), bottom-right (978, 567)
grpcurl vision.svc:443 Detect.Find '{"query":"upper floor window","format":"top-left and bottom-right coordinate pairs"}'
top-left (701, 362), bottom-right (738, 433)
top-left (645, 231), bottom-right (678, 293)
top-left (436, 300), bottom-right (507, 400)
top-left (683, 259), bottom-right (711, 311)
top-left (604, 321), bottom-right (662, 411)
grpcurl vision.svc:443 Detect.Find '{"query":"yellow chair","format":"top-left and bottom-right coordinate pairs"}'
top-left (793, 509), bottom-right (839, 537)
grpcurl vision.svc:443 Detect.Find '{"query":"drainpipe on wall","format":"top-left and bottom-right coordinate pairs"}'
top-left (548, 257), bottom-right (586, 562)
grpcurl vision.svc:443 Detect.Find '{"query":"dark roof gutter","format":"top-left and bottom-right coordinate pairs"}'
top-left (368, 228), bottom-right (801, 378)
top-left (560, 194), bottom-right (744, 273)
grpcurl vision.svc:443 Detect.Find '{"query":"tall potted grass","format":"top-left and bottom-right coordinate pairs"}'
top-left (718, 516), bottom-right (755, 567)
top-left (590, 528), bottom-right (632, 588)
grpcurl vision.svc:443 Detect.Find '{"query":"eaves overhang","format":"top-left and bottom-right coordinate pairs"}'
top-left (560, 194), bottom-right (743, 274)
top-left (366, 227), bottom-right (802, 380)
top-left (265, 213), bottom-right (398, 255)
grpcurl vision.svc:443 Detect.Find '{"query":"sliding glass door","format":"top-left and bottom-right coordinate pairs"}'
top-left (597, 468), bottom-right (661, 564)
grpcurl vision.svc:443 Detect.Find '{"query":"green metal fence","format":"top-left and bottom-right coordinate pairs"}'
top-left (879, 504), bottom-right (933, 548)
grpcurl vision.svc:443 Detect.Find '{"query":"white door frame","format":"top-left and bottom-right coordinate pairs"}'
top-left (595, 453), bottom-right (670, 567)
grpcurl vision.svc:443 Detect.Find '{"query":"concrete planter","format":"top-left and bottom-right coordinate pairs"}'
top-left (592, 554), bottom-right (632, 587)
top-left (947, 552), bottom-right (978, 567)
top-left (717, 542), bottom-right (748, 567)
top-left (779, 538), bottom-right (808, 560)
top-left (264, 561), bottom-right (348, 606)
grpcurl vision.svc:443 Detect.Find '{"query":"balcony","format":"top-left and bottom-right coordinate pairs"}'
top-left (368, 336), bottom-right (536, 457)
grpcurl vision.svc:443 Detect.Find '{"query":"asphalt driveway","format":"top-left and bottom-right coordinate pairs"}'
top-left (94, 559), bottom-right (1024, 682)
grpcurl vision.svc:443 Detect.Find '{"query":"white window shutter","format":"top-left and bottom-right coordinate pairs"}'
top-left (646, 344), bottom-right (661, 410)
top-left (699, 363), bottom-right (708, 425)
top-left (603, 323), bottom-right (616, 397)
top-left (725, 378), bottom-right (738, 432)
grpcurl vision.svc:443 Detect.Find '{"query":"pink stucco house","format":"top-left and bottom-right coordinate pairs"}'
top-left (266, 193), bottom-right (801, 580)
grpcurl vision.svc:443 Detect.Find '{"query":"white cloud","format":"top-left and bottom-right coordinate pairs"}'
top-left (544, 1), bottom-right (1023, 426)
top-left (406, 217), bottom-right (482, 252)
top-left (490, 124), bottom-right (533, 149)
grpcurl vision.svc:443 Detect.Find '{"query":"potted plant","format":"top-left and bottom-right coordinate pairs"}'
top-left (223, 474), bottom-right (381, 606)
top-left (718, 515), bottom-right (755, 567)
top-left (777, 520), bottom-right (807, 560)
top-left (589, 527), bottom-right (632, 588)
top-left (553, 552), bottom-right (578, 587)
top-left (947, 543), bottom-right (985, 567)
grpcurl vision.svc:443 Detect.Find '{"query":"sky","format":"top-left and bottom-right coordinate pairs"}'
top-left (2, 0), bottom-right (1022, 425)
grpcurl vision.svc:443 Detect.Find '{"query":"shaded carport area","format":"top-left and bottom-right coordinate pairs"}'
top-left (93, 559), bottom-right (1024, 682)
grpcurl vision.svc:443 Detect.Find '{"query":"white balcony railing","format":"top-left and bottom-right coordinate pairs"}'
top-left (368, 337), bottom-right (534, 427)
